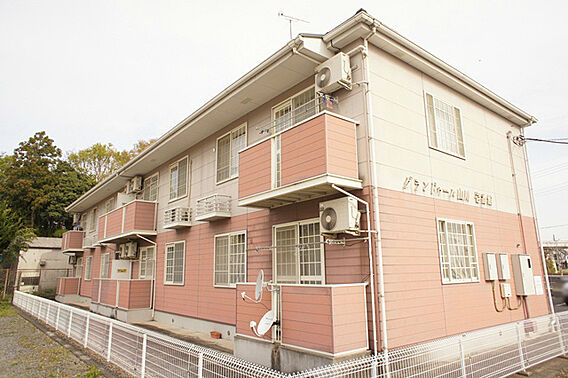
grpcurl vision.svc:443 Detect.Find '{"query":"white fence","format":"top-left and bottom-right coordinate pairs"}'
top-left (13, 290), bottom-right (568, 377)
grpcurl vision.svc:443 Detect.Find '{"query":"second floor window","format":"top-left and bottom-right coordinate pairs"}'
top-left (85, 256), bottom-right (93, 280)
top-left (425, 93), bottom-right (465, 158)
top-left (89, 208), bottom-right (97, 232)
top-left (105, 197), bottom-right (116, 214)
top-left (142, 174), bottom-right (158, 201)
top-left (164, 241), bottom-right (185, 285)
top-left (216, 124), bottom-right (247, 183)
top-left (214, 231), bottom-right (246, 287)
top-left (169, 157), bottom-right (188, 201)
top-left (100, 253), bottom-right (110, 279)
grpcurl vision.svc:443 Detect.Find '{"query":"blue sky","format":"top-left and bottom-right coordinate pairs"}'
top-left (1, 0), bottom-right (566, 239)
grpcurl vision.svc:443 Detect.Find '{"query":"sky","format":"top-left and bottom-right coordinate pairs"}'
top-left (0, 0), bottom-right (567, 239)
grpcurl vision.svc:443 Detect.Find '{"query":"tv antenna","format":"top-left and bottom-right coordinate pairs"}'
top-left (278, 12), bottom-right (309, 39)
top-left (241, 270), bottom-right (279, 337)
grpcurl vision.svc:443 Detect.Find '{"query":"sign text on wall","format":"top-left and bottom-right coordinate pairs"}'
top-left (402, 176), bottom-right (493, 206)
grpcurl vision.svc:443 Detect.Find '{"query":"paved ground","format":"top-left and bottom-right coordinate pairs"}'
top-left (513, 357), bottom-right (568, 377)
top-left (0, 299), bottom-right (93, 377)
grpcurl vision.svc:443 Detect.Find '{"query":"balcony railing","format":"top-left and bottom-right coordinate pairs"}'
top-left (97, 200), bottom-right (157, 243)
top-left (82, 234), bottom-right (97, 249)
top-left (61, 230), bottom-right (85, 253)
top-left (91, 278), bottom-right (152, 310)
top-left (56, 277), bottom-right (80, 295)
top-left (195, 194), bottom-right (231, 222)
top-left (164, 207), bottom-right (192, 229)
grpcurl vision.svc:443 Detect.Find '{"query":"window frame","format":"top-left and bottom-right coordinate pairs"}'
top-left (215, 123), bottom-right (248, 185)
top-left (75, 257), bottom-right (83, 278)
top-left (139, 246), bottom-right (155, 279)
top-left (213, 230), bottom-right (247, 288)
top-left (89, 208), bottom-right (97, 232)
top-left (164, 241), bottom-right (185, 285)
top-left (168, 156), bottom-right (189, 202)
top-left (100, 253), bottom-right (110, 279)
top-left (84, 256), bottom-right (93, 281)
top-left (142, 172), bottom-right (159, 202)
top-left (424, 92), bottom-right (467, 160)
top-left (272, 218), bottom-right (325, 285)
top-left (436, 218), bottom-right (480, 284)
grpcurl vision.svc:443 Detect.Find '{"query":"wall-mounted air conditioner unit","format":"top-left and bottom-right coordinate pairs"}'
top-left (319, 197), bottom-right (360, 235)
top-left (315, 52), bottom-right (352, 94)
top-left (68, 256), bottom-right (77, 265)
top-left (125, 241), bottom-right (138, 259)
top-left (119, 244), bottom-right (128, 259)
top-left (127, 176), bottom-right (143, 194)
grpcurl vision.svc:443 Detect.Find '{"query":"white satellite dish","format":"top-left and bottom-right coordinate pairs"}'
top-left (250, 309), bottom-right (275, 337)
top-left (255, 269), bottom-right (264, 301)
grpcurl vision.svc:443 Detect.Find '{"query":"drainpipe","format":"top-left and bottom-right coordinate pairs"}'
top-left (137, 234), bottom-right (157, 319)
top-left (331, 184), bottom-right (378, 357)
top-left (353, 25), bottom-right (390, 373)
top-left (518, 126), bottom-right (555, 314)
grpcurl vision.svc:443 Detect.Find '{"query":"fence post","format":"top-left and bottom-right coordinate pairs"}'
top-left (516, 322), bottom-right (527, 372)
top-left (106, 322), bottom-right (113, 362)
top-left (198, 351), bottom-right (204, 378)
top-left (84, 314), bottom-right (90, 348)
top-left (556, 314), bottom-right (567, 355)
top-left (68, 310), bottom-right (73, 338)
top-left (140, 333), bottom-right (147, 378)
top-left (55, 306), bottom-right (61, 331)
top-left (459, 335), bottom-right (467, 377)
top-left (371, 358), bottom-right (378, 378)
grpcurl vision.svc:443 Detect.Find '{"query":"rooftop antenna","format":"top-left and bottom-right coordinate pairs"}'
top-left (278, 12), bottom-right (309, 40)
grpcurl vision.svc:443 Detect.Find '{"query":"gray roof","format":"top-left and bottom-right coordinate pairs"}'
top-left (28, 237), bottom-right (62, 249)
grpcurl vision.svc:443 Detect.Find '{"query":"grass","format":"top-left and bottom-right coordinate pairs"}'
top-left (84, 366), bottom-right (100, 378)
top-left (0, 296), bottom-right (15, 318)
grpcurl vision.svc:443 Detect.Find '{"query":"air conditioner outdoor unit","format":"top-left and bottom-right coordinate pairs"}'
top-left (319, 197), bottom-right (360, 235)
top-left (68, 256), bottom-right (77, 265)
top-left (128, 176), bottom-right (143, 194)
top-left (118, 244), bottom-right (128, 259)
top-left (315, 52), bottom-right (352, 94)
top-left (125, 241), bottom-right (138, 259)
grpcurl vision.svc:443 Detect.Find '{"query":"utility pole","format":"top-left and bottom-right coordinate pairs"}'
top-left (278, 12), bottom-right (309, 40)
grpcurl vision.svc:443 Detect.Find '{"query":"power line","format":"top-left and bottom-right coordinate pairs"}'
top-left (541, 223), bottom-right (568, 229)
top-left (513, 135), bottom-right (568, 146)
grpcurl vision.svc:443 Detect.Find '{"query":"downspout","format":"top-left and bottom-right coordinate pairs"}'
top-left (357, 25), bottom-right (391, 373)
top-left (518, 125), bottom-right (555, 314)
top-left (137, 234), bottom-right (157, 319)
top-left (331, 184), bottom-right (378, 356)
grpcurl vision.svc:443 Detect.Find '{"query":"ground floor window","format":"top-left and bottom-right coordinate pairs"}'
top-left (85, 256), bottom-right (93, 280)
top-left (274, 219), bottom-right (324, 284)
top-left (139, 246), bottom-right (155, 279)
top-left (100, 253), bottom-right (110, 279)
top-left (75, 257), bottom-right (83, 278)
top-left (437, 219), bottom-right (479, 283)
top-left (214, 231), bottom-right (246, 287)
top-left (164, 241), bottom-right (185, 285)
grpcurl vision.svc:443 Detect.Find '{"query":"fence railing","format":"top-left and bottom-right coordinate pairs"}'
top-left (12, 290), bottom-right (568, 377)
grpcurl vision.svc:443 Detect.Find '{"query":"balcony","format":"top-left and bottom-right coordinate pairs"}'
top-left (91, 278), bottom-right (152, 310)
top-left (61, 230), bottom-right (85, 254)
top-left (195, 194), bottom-right (231, 222)
top-left (236, 283), bottom-right (368, 356)
top-left (97, 200), bottom-right (157, 243)
top-left (238, 111), bottom-right (361, 208)
top-left (82, 234), bottom-right (97, 249)
top-left (56, 277), bottom-right (80, 295)
top-left (164, 207), bottom-right (192, 229)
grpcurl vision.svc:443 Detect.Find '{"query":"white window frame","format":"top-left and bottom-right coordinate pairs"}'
top-left (139, 246), bottom-right (155, 279)
top-left (104, 197), bottom-right (116, 214)
top-left (84, 256), bottom-right (93, 281)
top-left (424, 92), bottom-right (466, 159)
top-left (436, 218), bottom-right (480, 284)
top-left (213, 230), bottom-right (247, 288)
top-left (270, 87), bottom-right (316, 189)
top-left (142, 172), bottom-right (159, 202)
top-left (164, 241), bottom-right (185, 285)
top-left (272, 218), bottom-right (325, 285)
top-left (75, 257), bottom-right (83, 278)
top-left (89, 208), bottom-right (97, 232)
top-left (215, 123), bottom-right (247, 185)
top-left (168, 156), bottom-right (189, 202)
top-left (100, 253), bottom-right (110, 279)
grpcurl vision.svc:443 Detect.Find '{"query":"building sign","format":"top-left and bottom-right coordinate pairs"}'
top-left (402, 176), bottom-right (493, 207)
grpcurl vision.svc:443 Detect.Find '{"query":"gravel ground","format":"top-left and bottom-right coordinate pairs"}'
top-left (0, 300), bottom-right (94, 377)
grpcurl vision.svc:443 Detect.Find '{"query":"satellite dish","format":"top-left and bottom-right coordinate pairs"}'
top-left (317, 67), bottom-right (332, 88)
top-left (256, 310), bottom-right (275, 336)
top-left (255, 270), bottom-right (264, 301)
top-left (320, 207), bottom-right (337, 231)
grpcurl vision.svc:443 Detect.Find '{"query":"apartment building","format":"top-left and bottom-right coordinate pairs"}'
top-left (55, 10), bottom-right (551, 372)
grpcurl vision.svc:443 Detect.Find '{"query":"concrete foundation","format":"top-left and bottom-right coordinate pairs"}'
top-left (234, 334), bottom-right (370, 373)
top-left (89, 302), bottom-right (152, 323)
top-left (55, 294), bottom-right (91, 308)
top-left (153, 310), bottom-right (236, 340)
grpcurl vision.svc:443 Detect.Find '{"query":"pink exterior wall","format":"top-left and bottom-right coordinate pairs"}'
top-left (235, 283), bottom-right (273, 341)
top-left (62, 230), bottom-right (84, 251)
top-left (56, 277), bottom-right (80, 295)
top-left (98, 201), bottom-right (156, 240)
top-left (238, 113), bottom-right (358, 200)
top-left (378, 188), bottom-right (550, 348)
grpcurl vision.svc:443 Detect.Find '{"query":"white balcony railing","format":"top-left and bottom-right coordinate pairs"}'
top-left (82, 234), bottom-right (97, 249)
top-left (164, 207), bottom-right (192, 229)
top-left (195, 194), bottom-right (231, 222)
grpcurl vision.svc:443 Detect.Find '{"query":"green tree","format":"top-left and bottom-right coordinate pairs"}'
top-left (0, 203), bottom-right (35, 268)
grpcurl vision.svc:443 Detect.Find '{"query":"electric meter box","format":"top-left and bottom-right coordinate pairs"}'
top-left (483, 253), bottom-right (498, 281)
top-left (111, 259), bottom-right (132, 280)
top-left (496, 253), bottom-right (511, 280)
top-left (511, 254), bottom-right (536, 296)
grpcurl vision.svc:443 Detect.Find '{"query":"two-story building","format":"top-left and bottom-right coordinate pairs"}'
top-left (56, 9), bottom-right (552, 372)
